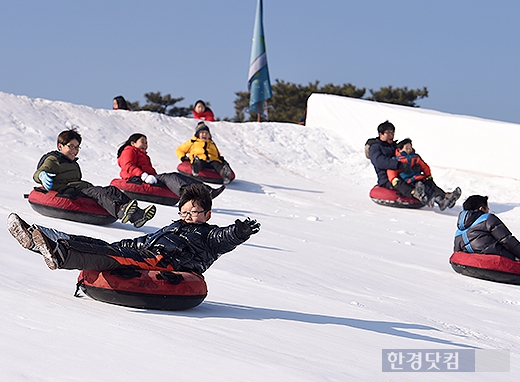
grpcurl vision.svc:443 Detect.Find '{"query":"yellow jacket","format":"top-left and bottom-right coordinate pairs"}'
top-left (176, 136), bottom-right (223, 163)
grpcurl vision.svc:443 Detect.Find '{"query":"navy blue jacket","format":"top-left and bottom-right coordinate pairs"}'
top-left (369, 138), bottom-right (399, 186)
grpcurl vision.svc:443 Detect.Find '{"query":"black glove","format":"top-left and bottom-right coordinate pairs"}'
top-left (235, 217), bottom-right (261, 239)
top-left (181, 156), bottom-right (190, 162)
top-left (397, 161), bottom-right (412, 173)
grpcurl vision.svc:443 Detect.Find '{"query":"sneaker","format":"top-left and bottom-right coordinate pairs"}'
top-left (32, 229), bottom-right (59, 270)
top-left (210, 185), bottom-right (226, 199)
top-left (221, 164), bottom-right (232, 185)
top-left (7, 213), bottom-right (35, 250)
top-left (132, 205), bottom-right (156, 228)
top-left (118, 200), bottom-right (138, 224)
top-left (412, 181), bottom-right (428, 205)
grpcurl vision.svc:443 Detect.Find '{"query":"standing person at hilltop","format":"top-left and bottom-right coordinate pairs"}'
top-left (117, 133), bottom-right (225, 199)
top-left (34, 129), bottom-right (156, 228)
top-left (192, 100), bottom-right (215, 121)
top-left (176, 122), bottom-right (232, 184)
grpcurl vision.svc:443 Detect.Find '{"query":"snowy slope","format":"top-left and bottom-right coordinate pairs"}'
top-left (1, 91), bottom-right (520, 381)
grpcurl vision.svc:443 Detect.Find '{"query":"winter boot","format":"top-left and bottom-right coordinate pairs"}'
top-left (191, 157), bottom-right (202, 176)
top-left (411, 181), bottom-right (428, 205)
top-left (131, 205), bottom-right (157, 228)
top-left (447, 187), bottom-right (462, 209)
top-left (118, 200), bottom-right (138, 224)
top-left (210, 185), bottom-right (226, 199)
top-left (7, 213), bottom-right (35, 250)
top-left (31, 229), bottom-right (66, 270)
top-left (221, 164), bottom-right (232, 185)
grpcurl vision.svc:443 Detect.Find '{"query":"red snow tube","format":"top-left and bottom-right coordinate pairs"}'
top-left (110, 178), bottom-right (179, 206)
top-left (177, 161), bottom-right (235, 184)
top-left (450, 252), bottom-right (520, 285)
top-left (77, 269), bottom-right (208, 311)
top-left (27, 188), bottom-right (117, 225)
top-left (369, 185), bottom-right (424, 209)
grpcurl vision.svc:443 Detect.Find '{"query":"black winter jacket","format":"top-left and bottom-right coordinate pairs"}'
top-left (369, 138), bottom-right (399, 186)
top-left (454, 210), bottom-right (520, 260)
top-left (117, 219), bottom-right (247, 274)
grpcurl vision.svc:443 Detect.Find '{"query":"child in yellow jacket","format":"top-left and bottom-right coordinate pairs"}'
top-left (176, 122), bottom-right (232, 184)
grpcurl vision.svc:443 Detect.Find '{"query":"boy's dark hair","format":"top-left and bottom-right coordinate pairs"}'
top-left (178, 184), bottom-right (212, 212)
top-left (57, 129), bottom-right (82, 147)
top-left (117, 133), bottom-right (146, 158)
top-left (377, 120), bottom-right (395, 134)
top-left (397, 138), bottom-right (412, 150)
top-left (462, 195), bottom-right (488, 211)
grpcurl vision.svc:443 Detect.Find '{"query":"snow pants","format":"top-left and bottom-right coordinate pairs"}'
top-left (79, 185), bottom-right (131, 218)
top-left (155, 172), bottom-right (203, 196)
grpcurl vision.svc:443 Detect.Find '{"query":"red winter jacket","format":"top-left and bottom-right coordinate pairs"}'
top-left (193, 108), bottom-right (215, 122)
top-left (118, 145), bottom-right (157, 180)
top-left (387, 149), bottom-right (431, 185)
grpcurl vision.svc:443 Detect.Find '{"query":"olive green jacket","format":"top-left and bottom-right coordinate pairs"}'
top-left (33, 150), bottom-right (93, 192)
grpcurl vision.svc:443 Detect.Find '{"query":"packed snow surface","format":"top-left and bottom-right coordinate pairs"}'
top-left (1, 92), bottom-right (520, 381)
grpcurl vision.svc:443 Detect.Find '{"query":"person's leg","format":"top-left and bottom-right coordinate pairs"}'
top-left (393, 181), bottom-right (415, 199)
top-left (7, 213), bottom-right (70, 252)
top-left (31, 229), bottom-right (159, 271)
top-left (156, 172), bottom-right (225, 199)
top-left (209, 161), bottom-right (232, 184)
top-left (80, 186), bottom-right (155, 226)
top-left (80, 185), bottom-right (131, 218)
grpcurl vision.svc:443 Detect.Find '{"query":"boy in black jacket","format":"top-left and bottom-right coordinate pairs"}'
top-left (8, 184), bottom-right (260, 274)
top-left (454, 195), bottom-right (520, 261)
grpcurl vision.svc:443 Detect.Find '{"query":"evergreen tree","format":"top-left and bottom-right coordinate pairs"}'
top-left (367, 86), bottom-right (429, 107)
top-left (131, 91), bottom-right (191, 117)
top-left (234, 80), bottom-right (366, 123)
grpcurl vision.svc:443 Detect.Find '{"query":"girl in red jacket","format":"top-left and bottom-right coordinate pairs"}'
top-left (117, 133), bottom-right (225, 199)
top-left (192, 100), bottom-right (215, 121)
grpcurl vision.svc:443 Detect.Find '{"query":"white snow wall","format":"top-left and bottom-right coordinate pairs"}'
top-left (306, 93), bottom-right (520, 180)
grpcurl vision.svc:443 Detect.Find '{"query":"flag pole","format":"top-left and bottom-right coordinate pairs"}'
top-left (257, 102), bottom-right (261, 122)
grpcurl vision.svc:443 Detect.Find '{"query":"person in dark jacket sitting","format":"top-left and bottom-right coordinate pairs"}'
top-left (369, 121), bottom-right (413, 189)
top-left (7, 184), bottom-right (260, 274)
top-left (454, 195), bottom-right (520, 261)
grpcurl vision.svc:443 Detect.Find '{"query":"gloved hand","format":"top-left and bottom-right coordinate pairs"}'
top-left (38, 171), bottom-right (56, 190)
top-left (391, 178), bottom-right (399, 187)
top-left (397, 161), bottom-right (412, 173)
top-left (181, 156), bottom-right (190, 162)
top-left (141, 172), bottom-right (157, 184)
top-left (235, 217), bottom-right (261, 239)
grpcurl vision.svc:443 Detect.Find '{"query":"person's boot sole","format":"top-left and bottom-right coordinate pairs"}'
top-left (32, 229), bottom-right (58, 270)
top-left (7, 213), bottom-right (33, 249)
top-left (133, 205), bottom-right (156, 228)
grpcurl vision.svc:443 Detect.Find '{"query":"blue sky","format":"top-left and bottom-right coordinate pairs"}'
top-left (1, 1), bottom-right (519, 123)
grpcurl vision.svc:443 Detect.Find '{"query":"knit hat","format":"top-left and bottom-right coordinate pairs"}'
top-left (397, 138), bottom-right (412, 150)
top-left (462, 195), bottom-right (488, 211)
top-left (377, 120), bottom-right (395, 134)
top-left (195, 121), bottom-right (210, 138)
